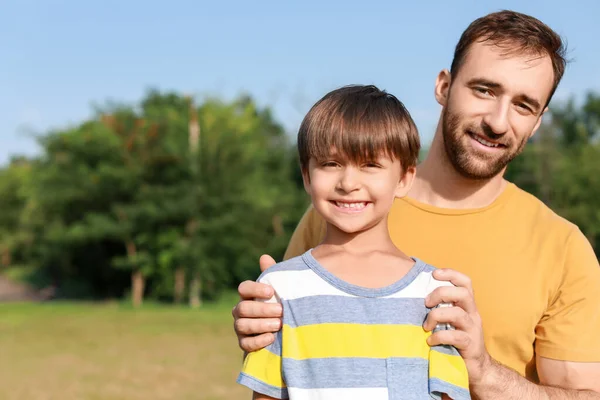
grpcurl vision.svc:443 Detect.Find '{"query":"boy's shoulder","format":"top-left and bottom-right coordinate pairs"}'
top-left (257, 252), bottom-right (311, 282)
top-left (413, 258), bottom-right (456, 296)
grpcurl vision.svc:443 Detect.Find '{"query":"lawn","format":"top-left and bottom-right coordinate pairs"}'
top-left (0, 293), bottom-right (251, 400)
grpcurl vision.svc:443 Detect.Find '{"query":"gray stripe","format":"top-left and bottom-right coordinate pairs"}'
top-left (265, 329), bottom-right (282, 355)
top-left (282, 357), bottom-right (427, 389)
top-left (431, 344), bottom-right (460, 356)
top-left (430, 377), bottom-right (470, 400)
top-left (282, 296), bottom-right (428, 327)
top-left (259, 256), bottom-right (310, 279)
top-left (237, 373), bottom-right (289, 398)
top-left (417, 261), bottom-right (436, 274)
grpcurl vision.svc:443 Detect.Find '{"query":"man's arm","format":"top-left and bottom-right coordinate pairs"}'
top-left (424, 268), bottom-right (600, 399)
top-left (468, 356), bottom-right (600, 399)
top-left (253, 392), bottom-right (278, 400)
top-left (233, 205), bottom-right (324, 352)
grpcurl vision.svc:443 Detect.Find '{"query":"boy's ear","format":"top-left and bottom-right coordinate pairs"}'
top-left (395, 166), bottom-right (416, 198)
top-left (301, 168), bottom-right (312, 195)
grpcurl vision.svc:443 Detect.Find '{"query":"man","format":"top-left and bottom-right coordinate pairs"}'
top-left (232, 10), bottom-right (600, 398)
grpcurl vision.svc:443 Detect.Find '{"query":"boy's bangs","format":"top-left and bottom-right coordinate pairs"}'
top-left (308, 111), bottom-right (398, 164)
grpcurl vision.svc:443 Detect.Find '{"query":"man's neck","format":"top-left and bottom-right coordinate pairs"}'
top-left (409, 131), bottom-right (508, 210)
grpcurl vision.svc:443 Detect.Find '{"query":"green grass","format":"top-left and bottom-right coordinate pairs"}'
top-left (0, 293), bottom-right (252, 400)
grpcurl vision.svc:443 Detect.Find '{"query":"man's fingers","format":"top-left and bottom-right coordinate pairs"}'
top-left (427, 329), bottom-right (472, 351)
top-left (239, 333), bottom-right (276, 353)
top-left (425, 286), bottom-right (477, 314)
top-left (432, 269), bottom-right (473, 293)
top-left (259, 254), bottom-right (277, 272)
top-left (238, 280), bottom-right (274, 301)
top-left (234, 300), bottom-right (283, 319)
top-left (423, 305), bottom-right (472, 332)
top-left (234, 317), bottom-right (282, 336)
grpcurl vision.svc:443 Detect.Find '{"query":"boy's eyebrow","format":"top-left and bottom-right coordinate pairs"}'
top-left (466, 77), bottom-right (542, 113)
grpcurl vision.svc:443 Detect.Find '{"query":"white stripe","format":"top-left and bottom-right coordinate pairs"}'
top-left (259, 270), bottom-right (437, 301)
top-left (260, 270), bottom-right (352, 300)
top-left (288, 387), bottom-right (389, 400)
top-left (384, 271), bottom-right (431, 299)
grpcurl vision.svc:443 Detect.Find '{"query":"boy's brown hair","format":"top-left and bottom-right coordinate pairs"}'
top-left (297, 85), bottom-right (420, 175)
top-left (450, 10), bottom-right (567, 107)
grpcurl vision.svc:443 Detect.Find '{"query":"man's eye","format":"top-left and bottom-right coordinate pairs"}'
top-left (516, 103), bottom-right (532, 113)
top-left (474, 87), bottom-right (492, 96)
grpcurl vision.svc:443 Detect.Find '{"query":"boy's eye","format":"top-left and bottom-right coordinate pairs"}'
top-left (364, 162), bottom-right (381, 168)
top-left (321, 161), bottom-right (339, 167)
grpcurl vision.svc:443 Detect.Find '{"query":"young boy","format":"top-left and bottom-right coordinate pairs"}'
top-left (237, 85), bottom-right (470, 400)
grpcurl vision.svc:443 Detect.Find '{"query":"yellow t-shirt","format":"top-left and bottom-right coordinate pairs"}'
top-left (283, 182), bottom-right (600, 381)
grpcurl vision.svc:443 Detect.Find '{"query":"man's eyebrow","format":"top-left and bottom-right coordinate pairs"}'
top-left (467, 78), bottom-right (542, 113)
top-left (466, 78), bottom-right (502, 89)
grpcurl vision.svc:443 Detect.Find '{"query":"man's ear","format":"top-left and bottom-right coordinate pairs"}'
top-left (435, 69), bottom-right (451, 107)
top-left (395, 166), bottom-right (416, 199)
top-left (301, 168), bottom-right (312, 196)
top-left (529, 106), bottom-right (548, 139)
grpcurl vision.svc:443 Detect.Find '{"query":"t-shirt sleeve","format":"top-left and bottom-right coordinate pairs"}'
top-left (283, 205), bottom-right (326, 261)
top-left (427, 277), bottom-right (470, 400)
top-left (535, 226), bottom-right (600, 362)
top-left (428, 328), bottom-right (470, 399)
top-left (237, 274), bottom-right (288, 399)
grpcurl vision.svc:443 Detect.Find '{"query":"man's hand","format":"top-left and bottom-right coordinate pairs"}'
top-left (232, 254), bottom-right (283, 353)
top-left (422, 268), bottom-right (492, 385)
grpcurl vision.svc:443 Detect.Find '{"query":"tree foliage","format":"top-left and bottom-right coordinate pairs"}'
top-left (1, 89), bottom-right (598, 305)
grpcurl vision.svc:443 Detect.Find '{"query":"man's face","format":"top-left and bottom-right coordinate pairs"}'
top-left (441, 42), bottom-right (555, 180)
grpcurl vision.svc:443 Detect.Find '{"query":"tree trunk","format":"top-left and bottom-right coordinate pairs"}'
top-left (131, 270), bottom-right (145, 307)
top-left (174, 267), bottom-right (185, 304)
top-left (1, 246), bottom-right (10, 267)
top-left (272, 214), bottom-right (284, 237)
top-left (189, 273), bottom-right (202, 308)
top-left (127, 240), bottom-right (144, 307)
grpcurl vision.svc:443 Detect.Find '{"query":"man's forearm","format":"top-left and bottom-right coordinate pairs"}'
top-left (471, 358), bottom-right (600, 400)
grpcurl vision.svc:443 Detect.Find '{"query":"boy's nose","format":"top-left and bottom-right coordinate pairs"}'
top-left (337, 168), bottom-right (361, 193)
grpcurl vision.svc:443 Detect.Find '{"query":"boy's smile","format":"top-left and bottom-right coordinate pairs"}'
top-left (330, 200), bottom-right (370, 213)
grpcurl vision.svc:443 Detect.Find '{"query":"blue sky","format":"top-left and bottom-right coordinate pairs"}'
top-left (2, 0), bottom-right (599, 165)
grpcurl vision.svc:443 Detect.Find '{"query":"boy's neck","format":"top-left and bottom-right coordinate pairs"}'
top-left (319, 219), bottom-right (398, 255)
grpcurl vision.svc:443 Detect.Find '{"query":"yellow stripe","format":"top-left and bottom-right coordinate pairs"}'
top-left (242, 348), bottom-right (286, 389)
top-left (429, 350), bottom-right (469, 389)
top-left (282, 323), bottom-right (430, 360)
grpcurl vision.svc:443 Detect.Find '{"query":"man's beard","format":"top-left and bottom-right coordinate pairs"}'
top-left (441, 106), bottom-right (528, 180)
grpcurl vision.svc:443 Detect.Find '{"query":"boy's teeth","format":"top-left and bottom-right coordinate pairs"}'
top-left (474, 135), bottom-right (499, 148)
top-left (335, 201), bottom-right (366, 209)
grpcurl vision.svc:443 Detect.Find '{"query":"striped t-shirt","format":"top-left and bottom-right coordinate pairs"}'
top-left (237, 249), bottom-right (470, 400)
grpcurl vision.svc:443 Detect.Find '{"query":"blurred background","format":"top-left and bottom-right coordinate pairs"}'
top-left (1, 1), bottom-right (599, 399)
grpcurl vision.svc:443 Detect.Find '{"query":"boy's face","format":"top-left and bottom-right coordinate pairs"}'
top-left (302, 151), bottom-right (414, 235)
top-left (436, 41), bottom-right (554, 180)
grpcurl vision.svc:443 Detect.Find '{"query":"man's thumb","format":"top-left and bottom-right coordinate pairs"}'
top-left (259, 254), bottom-right (277, 272)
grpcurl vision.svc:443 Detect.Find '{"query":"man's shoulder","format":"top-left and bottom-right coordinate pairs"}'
top-left (508, 183), bottom-right (579, 235)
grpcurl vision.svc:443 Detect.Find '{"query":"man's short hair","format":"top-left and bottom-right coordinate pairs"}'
top-left (450, 10), bottom-right (567, 107)
top-left (297, 85), bottom-right (420, 175)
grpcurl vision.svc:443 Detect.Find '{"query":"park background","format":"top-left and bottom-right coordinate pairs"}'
top-left (1, 1), bottom-right (599, 399)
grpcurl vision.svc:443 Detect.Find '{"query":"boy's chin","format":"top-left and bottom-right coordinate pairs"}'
top-left (328, 221), bottom-right (377, 235)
